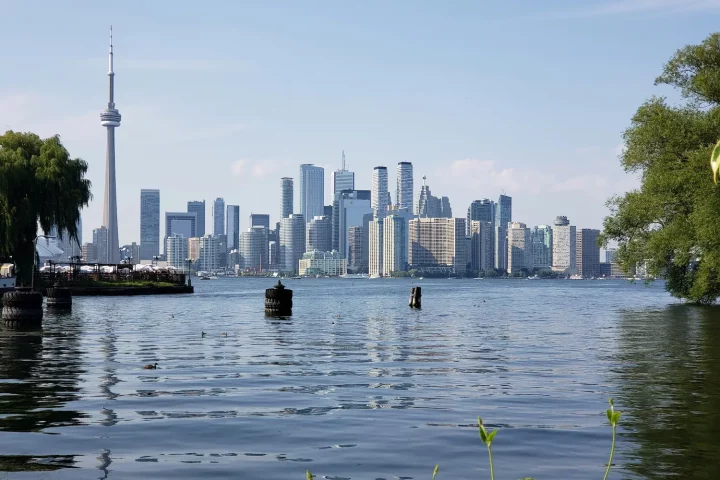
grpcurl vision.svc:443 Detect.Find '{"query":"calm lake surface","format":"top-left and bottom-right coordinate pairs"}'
top-left (1, 278), bottom-right (719, 479)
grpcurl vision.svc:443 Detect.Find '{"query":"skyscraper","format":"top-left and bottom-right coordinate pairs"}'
top-left (439, 197), bottom-right (452, 218)
top-left (416, 176), bottom-right (442, 218)
top-left (279, 214), bottom-right (306, 273)
top-left (226, 205), bottom-right (240, 250)
top-left (281, 177), bottom-right (294, 218)
top-left (336, 191), bottom-right (373, 257)
top-left (93, 226), bottom-right (109, 264)
top-left (240, 227), bottom-right (269, 271)
top-left (187, 200), bottom-right (206, 237)
top-left (331, 151), bottom-right (355, 197)
top-left (396, 162), bottom-right (414, 211)
top-left (166, 234), bottom-right (188, 270)
top-left (368, 219), bottom-right (383, 277)
top-left (300, 164), bottom-right (324, 223)
top-left (531, 225), bottom-right (553, 269)
top-left (213, 198), bottom-right (225, 235)
top-left (250, 213), bottom-right (271, 232)
top-left (383, 214), bottom-right (408, 275)
top-left (100, 27), bottom-right (121, 264)
top-left (306, 216), bottom-right (332, 252)
top-left (552, 216), bottom-right (577, 274)
top-left (467, 199), bottom-right (494, 236)
top-left (471, 220), bottom-right (494, 273)
top-left (372, 166), bottom-right (389, 219)
top-left (347, 226), bottom-right (365, 272)
top-left (495, 194), bottom-right (512, 228)
top-left (140, 189), bottom-right (160, 260)
top-left (494, 225), bottom-right (507, 271)
top-left (198, 235), bottom-right (221, 272)
top-left (507, 222), bottom-right (533, 274)
top-left (165, 212), bottom-right (197, 253)
top-left (576, 229), bottom-right (601, 278)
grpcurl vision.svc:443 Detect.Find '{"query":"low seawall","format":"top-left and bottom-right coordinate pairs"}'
top-left (63, 285), bottom-right (194, 296)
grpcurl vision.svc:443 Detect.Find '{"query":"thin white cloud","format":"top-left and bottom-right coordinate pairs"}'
top-left (548, 0), bottom-right (720, 18)
top-left (231, 160), bottom-right (247, 176)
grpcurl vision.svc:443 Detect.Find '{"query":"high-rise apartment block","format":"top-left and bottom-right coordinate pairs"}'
top-left (467, 199), bottom-right (494, 236)
top-left (226, 205), bottom-right (240, 250)
top-left (507, 222), bottom-right (533, 274)
top-left (368, 219), bottom-right (383, 277)
top-left (576, 229), bottom-right (600, 278)
top-left (187, 200), bottom-right (206, 237)
top-left (166, 234), bottom-right (188, 270)
top-left (93, 226), bottom-right (109, 264)
top-left (335, 191), bottom-right (373, 257)
top-left (240, 227), bottom-right (268, 271)
top-left (494, 225), bottom-right (507, 271)
top-left (495, 194), bottom-right (512, 228)
top-left (471, 220), bottom-right (494, 273)
top-left (531, 225), bottom-right (553, 269)
top-left (552, 216), bottom-right (576, 274)
top-left (165, 212), bottom-right (197, 252)
top-left (279, 214), bottom-right (306, 273)
top-left (188, 237), bottom-right (201, 263)
top-left (347, 226), bottom-right (365, 272)
top-left (383, 214), bottom-right (408, 275)
top-left (213, 198), bottom-right (225, 235)
top-left (300, 164), bottom-right (324, 223)
top-left (250, 213), bottom-right (271, 232)
top-left (408, 218), bottom-right (467, 274)
top-left (140, 189), bottom-right (160, 260)
top-left (82, 242), bottom-right (97, 263)
top-left (372, 166), bottom-right (389, 219)
top-left (299, 250), bottom-right (347, 276)
top-left (281, 177), bottom-right (294, 219)
top-left (198, 235), bottom-right (221, 272)
top-left (306, 216), bottom-right (332, 253)
top-left (396, 162), bottom-right (414, 211)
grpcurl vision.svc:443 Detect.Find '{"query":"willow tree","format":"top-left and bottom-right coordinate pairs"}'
top-left (0, 131), bottom-right (91, 286)
top-left (601, 33), bottom-right (720, 303)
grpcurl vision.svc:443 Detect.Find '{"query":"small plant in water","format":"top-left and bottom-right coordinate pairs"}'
top-left (305, 400), bottom-right (620, 480)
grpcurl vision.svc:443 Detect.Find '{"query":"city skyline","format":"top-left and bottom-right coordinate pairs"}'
top-left (2, 3), bottom-right (715, 244)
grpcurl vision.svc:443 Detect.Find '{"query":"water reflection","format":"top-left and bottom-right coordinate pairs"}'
top-left (615, 305), bottom-right (720, 480)
top-left (0, 318), bottom-right (85, 432)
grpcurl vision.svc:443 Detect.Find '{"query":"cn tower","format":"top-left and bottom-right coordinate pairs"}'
top-left (100, 26), bottom-right (121, 264)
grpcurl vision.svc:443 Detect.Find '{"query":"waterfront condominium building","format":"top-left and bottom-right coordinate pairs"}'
top-left (531, 225), bottom-right (553, 269)
top-left (250, 213), bottom-right (271, 232)
top-left (396, 162), bottom-right (414, 211)
top-left (165, 234), bottom-right (188, 271)
top-left (299, 164), bottom-right (324, 223)
top-left (240, 226), bottom-right (269, 271)
top-left (507, 222), bottom-right (533, 275)
top-left (576, 228), bottom-right (601, 278)
top-left (331, 151), bottom-right (355, 197)
top-left (495, 194), bottom-right (512, 229)
top-left (299, 250), bottom-right (348, 276)
top-left (165, 212), bottom-right (197, 254)
top-left (279, 214), bottom-right (306, 273)
top-left (408, 217), bottom-right (467, 274)
top-left (471, 220), bottom-right (494, 273)
top-left (213, 198), bottom-right (225, 236)
top-left (226, 205), bottom-right (240, 251)
top-left (140, 189), bottom-right (160, 260)
top-left (467, 199), bottom-right (494, 236)
top-left (187, 200), bottom-right (206, 237)
top-left (198, 235), bottom-right (221, 272)
top-left (347, 225), bottom-right (365, 272)
top-left (383, 214), bottom-right (408, 275)
top-left (552, 216), bottom-right (577, 274)
top-left (93, 226), bottom-right (109, 264)
top-left (368, 219), bottom-right (383, 277)
top-left (306, 216), bottom-right (332, 253)
top-left (494, 225), bottom-right (507, 271)
top-left (372, 166), bottom-right (389, 219)
top-left (281, 177), bottom-right (294, 219)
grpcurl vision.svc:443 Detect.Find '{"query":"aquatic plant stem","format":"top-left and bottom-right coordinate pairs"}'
top-left (487, 445), bottom-right (495, 480)
top-left (603, 419), bottom-right (617, 480)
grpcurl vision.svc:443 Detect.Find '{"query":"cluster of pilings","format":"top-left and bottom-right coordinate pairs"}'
top-left (2, 283), bottom-right (72, 328)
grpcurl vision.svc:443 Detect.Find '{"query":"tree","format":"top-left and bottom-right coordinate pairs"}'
top-left (600, 33), bottom-right (720, 303)
top-left (0, 131), bottom-right (91, 286)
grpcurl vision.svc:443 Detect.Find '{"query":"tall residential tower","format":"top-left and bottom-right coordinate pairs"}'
top-left (100, 27), bottom-right (121, 264)
top-left (396, 162), bottom-right (414, 211)
top-left (140, 189), bottom-right (160, 260)
top-left (300, 164), bottom-right (324, 223)
top-left (281, 177), bottom-right (294, 218)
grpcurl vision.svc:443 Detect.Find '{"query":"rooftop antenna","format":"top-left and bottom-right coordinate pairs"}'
top-left (342, 150), bottom-right (346, 171)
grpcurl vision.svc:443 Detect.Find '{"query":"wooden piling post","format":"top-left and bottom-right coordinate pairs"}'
top-left (409, 286), bottom-right (421, 309)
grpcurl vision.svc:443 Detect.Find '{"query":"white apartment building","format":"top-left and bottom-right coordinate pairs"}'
top-left (507, 222), bottom-right (533, 274)
top-left (299, 250), bottom-right (347, 276)
top-left (166, 234), bottom-right (188, 271)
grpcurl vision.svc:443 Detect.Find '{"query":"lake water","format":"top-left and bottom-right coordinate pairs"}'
top-left (1, 278), bottom-right (718, 479)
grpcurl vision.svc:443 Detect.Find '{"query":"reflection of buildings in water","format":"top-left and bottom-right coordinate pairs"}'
top-left (99, 320), bottom-right (119, 427)
top-left (0, 322), bottom-right (84, 432)
top-left (97, 448), bottom-right (111, 479)
top-left (614, 306), bottom-right (720, 479)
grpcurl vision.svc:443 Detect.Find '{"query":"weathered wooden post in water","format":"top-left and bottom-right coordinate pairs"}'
top-left (46, 282), bottom-right (72, 310)
top-left (265, 280), bottom-right (292, 316)
top-left (409, 286), bottom-right (421, 309)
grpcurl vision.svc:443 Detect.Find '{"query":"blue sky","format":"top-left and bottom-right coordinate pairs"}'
top-left (1, 0), bottom-right (718, 244)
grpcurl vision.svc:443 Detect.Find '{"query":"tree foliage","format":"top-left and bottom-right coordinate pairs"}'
top-left (0, 131), bottom-right (91, 286)
top-left (601, 33), bottom-right (720, 303)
